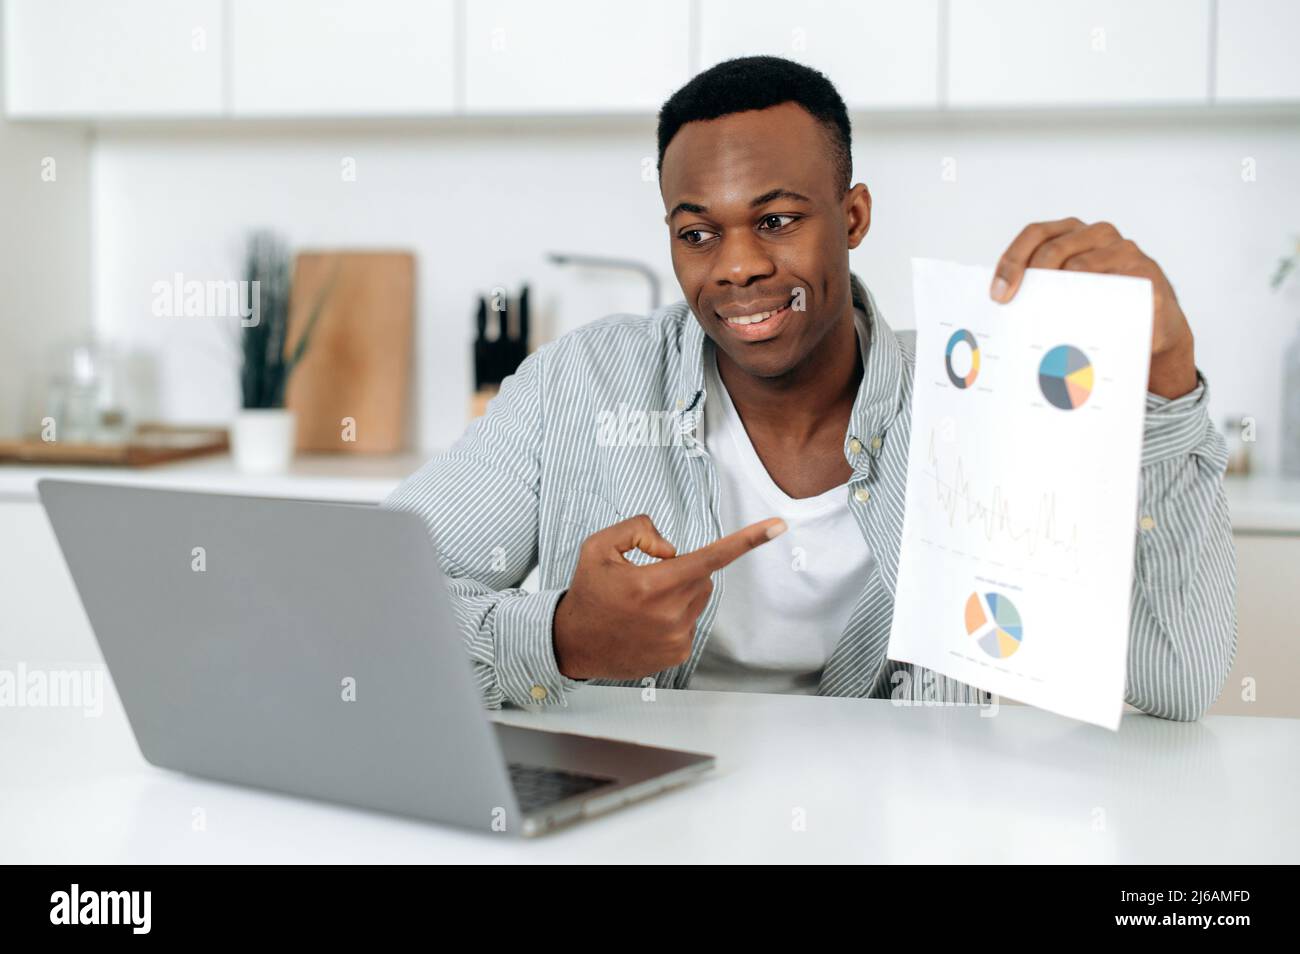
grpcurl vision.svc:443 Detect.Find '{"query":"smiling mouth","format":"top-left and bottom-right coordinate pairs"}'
top-left (718, 293), bottom-right (795, 327)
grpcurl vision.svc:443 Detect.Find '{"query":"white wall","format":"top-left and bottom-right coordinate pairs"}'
top-left (91, 120), bottom-right (672, 452)
top-left (0, 15), bottom-right (92, 438)
top-left (91, 113), bottom-right (1300, 470)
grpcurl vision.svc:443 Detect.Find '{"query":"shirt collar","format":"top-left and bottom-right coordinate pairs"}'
top-left (675, 272), bottom-right (906, 472)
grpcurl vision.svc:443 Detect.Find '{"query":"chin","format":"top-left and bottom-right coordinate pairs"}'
top-left (717, 340), bottom-right (803, 380)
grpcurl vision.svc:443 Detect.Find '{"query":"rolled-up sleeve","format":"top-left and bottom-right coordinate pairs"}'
top-left (381, 349), bottom-right (583, 709)
top-left (1126, 370), bottom-right (1238, 721)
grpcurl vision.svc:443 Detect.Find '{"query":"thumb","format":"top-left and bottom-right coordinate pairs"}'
top-left (602, 514), bottom-right (677, 561)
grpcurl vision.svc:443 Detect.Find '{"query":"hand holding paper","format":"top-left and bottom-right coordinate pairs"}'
top-left (988, 216), bottom-right (1197, 399)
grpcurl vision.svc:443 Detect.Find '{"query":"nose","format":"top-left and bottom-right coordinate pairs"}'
top-left (710, 228), bottom-right (776, 288)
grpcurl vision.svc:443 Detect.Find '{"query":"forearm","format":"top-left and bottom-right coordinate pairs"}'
top-left (380, 349), bottom-right (580, 709)
top-left (1125, 373), bottom-right (1238, 721)
top-left (443, 579), bottom-right (582, 709)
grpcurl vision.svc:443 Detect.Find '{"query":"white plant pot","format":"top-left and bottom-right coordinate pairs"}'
top-left (231, 408), bottom-right (296, 474)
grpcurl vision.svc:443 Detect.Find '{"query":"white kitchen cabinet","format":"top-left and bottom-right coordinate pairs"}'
top-left (464, 0), bottom-right (691, 113)
top-left (228, 0), bottom-right (455, 117)
top-left (3, 1), bottom-right (1295, 122)
top-left (3, 0), bottom-right (224, 118)
top-left (697, 0), bottom-right (939, 110)
top-left (1216, 533), bottom-right (1300, 718)
top-left (0, 503), bottom-right (98, 662)
top-left (947, 0), bottom-right (1211, 108)
top-left (1216, 0), bottom-right (1300, 102)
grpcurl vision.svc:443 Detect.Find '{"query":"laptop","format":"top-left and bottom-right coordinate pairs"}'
top-left (37, 478), bottom-right (714, 837)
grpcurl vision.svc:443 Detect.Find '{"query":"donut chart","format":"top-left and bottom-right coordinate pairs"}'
top-left (964, 591), bottom-right (1024, 659)
top-left (944, 329), bottom-right (980, 389)
top-left (1038, 344), bottom-right (1094, 410)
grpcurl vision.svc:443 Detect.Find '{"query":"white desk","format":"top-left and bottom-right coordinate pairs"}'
top-left (2, 458), bottom-right (1298, 858)
top-left (2, 683), bottom-right (1296, 863)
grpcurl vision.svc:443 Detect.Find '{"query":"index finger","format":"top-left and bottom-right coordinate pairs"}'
top-left (992, 217), bottom-right (1083, 302)
top-left (651, 517), bottom-right (787, 586)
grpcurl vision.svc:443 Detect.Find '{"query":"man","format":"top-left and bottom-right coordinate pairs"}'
top-left (384, 56), bottom-right (1236, 720)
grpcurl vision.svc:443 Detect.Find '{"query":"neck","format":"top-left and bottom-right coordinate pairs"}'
top-left (716, 302), bottom-right (864, 445)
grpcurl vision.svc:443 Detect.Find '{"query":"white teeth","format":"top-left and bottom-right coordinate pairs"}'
top-left (724, 299), bottom-right (790, 325)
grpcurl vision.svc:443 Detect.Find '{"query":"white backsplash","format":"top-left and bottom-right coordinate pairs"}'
top-left (90, 114), bottom-right (1300, 471)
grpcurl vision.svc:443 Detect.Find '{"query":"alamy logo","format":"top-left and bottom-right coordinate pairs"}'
top-left (0, 664), bottom-right (103, 717)
top-left (151, 272), bottom-right (261, 326)
top-left (50, 884), bottom-right (151, 934)
top-left (596, 403), bottom-right (701, 454)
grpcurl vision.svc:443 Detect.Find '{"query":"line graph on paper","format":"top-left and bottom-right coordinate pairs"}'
top-left (912, 426), bottom-right (1083, 580)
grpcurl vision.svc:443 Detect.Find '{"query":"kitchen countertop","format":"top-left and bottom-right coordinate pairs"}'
top-left (1, 454), bottom-right (1298, 533)
top-left (0, 452), bottom-right (427, 503)
top-left (1220, 473), bottom-right (1300, 534)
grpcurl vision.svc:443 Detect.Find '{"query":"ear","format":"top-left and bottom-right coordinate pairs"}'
top-left (844, 183), bottom-right (872, 250)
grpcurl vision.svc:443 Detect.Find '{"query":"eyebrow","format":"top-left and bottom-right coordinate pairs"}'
top-left (668, 188), bottom-right (812, 221)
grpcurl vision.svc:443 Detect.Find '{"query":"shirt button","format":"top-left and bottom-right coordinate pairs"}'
top-left (1139, 515), bottom-right (1156, 532)
top-left (848, 438), bottom-right (863, 455)
top-left (529, 684), bottom-right (548, 701)
top-left (854, 487), bottom-right (871, 503)
top-left (870, 436), bottom-right (883, 451)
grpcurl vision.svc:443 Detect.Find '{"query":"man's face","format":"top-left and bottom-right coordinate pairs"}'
top-left (660, 101), bottom-right (870, 380)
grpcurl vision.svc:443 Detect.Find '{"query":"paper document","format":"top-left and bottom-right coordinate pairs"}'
top-left (887, 259), bottom-right (1154, 729)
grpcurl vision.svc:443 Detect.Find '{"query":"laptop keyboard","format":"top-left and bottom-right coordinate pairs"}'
top-left (507, 763), bottom-right (614, 813)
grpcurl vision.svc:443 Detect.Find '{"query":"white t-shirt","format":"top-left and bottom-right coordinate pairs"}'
top-left (689, 315), bottom-right (877, 694)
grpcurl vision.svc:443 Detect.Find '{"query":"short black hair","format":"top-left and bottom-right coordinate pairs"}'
top-left (656, 55), bottom-right (852, 193)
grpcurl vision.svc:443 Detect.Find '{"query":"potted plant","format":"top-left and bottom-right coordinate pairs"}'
top-left (231, 231), bottom-right (331, 474)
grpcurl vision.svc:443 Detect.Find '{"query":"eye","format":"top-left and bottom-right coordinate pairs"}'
top-left (758, 214), bottom-right (799, 232)
top-left (678, 228), bottom-right (718, 247)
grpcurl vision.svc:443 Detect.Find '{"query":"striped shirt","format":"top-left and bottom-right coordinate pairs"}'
top-left (382, 273), bottom-right (1237, 721)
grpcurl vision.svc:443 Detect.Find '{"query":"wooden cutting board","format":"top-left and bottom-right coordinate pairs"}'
top-left (285, 251), bottom-right (414, 453)
top-left (0, 424), bottom-right (228, 467)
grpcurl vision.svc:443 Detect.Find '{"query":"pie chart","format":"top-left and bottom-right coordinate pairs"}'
top-left (1038, 344), bottom-right (1093, 410)
top-left (964, 591), bottom-right (1024, 659)
top-left (945, 329), bottom-right (980, 389)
